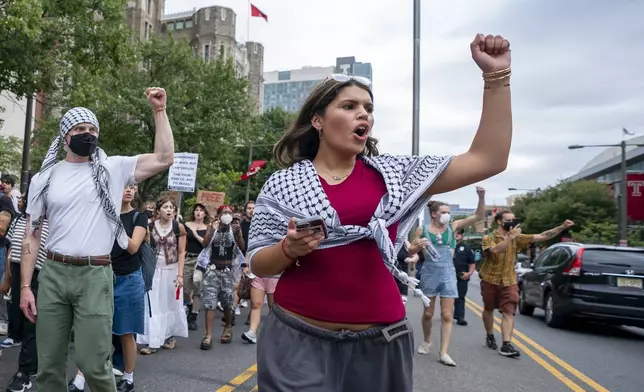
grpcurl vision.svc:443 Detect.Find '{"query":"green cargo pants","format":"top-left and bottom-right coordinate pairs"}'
top-left (36, 260), bottom-right (116, 392)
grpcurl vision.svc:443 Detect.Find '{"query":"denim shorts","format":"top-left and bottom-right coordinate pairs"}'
top-left (113, 268), bottom-right (145, 335)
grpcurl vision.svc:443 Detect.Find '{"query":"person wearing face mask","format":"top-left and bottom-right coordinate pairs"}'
top-left (20, 89), bottom-right (175, 392)
top-left (417, 187), bottom-right (485, 367)
top-left (193, 205), bottom-right (245, 349)
top-left (479, 211), bottom-right (574, 358)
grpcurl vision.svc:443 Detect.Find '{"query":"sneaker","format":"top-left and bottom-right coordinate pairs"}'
top-left (0, 322), bottom-right (7, 336)
top-left (113, 368), bottom-right (124, 377)
top-left (0, 337), bottom-right (21, 348)
top-left (417, 342), bottom-right (431, 355)
top-left (116, 379), bottom-right (135, 392)
top-left (242, 330), bottom-right (257, 344)
top-left (439, 353), bottom-right (456, 367)
top-left (6, 371), bottom-right (33, 392)
top-left (499, 342), bottom-right (521, 358)
top-left (234, 307), bottom-right (241, 316)
top-left (456, 319), bottom-right (468, 326)
top-left (485, 334), bottom-right (498, 350)
top-left (68, 379), bottom-right (84, 392)
top-left (240, 299), bottom-right (249, 308)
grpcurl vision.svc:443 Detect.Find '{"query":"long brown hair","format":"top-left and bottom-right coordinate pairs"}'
top-left (428, 200), bottom-right (448, 214)
top-left (273, 78), bottom-right (379, 168)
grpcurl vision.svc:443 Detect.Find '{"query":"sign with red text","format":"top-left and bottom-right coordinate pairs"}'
top-left (196, 191), bottom-right (226, 213)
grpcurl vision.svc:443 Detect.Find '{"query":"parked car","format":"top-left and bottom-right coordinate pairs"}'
top-left (515, 254), bottom-right (533, 281)
top-left (518, 243), bottom-right (644, 328)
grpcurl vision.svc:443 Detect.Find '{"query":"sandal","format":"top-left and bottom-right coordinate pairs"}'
top-left (162, 337), bottom-right (176, 349)
top-left (200, 335), bottom-right (213, 350)
top-left (139, 347), bottom-right (157, 355)
top-left (220, 326), bottom-right (233, 344)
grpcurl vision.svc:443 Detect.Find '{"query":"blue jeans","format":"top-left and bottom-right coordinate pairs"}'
top-left (112, 269), bottom-right (145, 372)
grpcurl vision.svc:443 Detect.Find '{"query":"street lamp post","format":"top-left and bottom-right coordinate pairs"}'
top-left (568, 140), bottom-right (644, 244)
top-left (411, 0), bottom-right (421, 157)
top-left (234, 143), bottom-right (273, 203)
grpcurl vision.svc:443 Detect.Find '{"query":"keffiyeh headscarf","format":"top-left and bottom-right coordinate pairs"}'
top-left (30, 107), bottom-right (128, 249)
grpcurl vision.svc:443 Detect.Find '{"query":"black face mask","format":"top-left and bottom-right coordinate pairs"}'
top-left (502, 219), bottom-right (519, 231)
top-left (68, 133), bottom-right (98, 157)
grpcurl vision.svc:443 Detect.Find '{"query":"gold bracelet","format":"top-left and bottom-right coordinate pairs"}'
top-left (153, 106), bottom-right (166, 113)
top-left (483, 67), bottom-right (511, 77)
top-left (20, 284), bottom-right (30, 291)
top-left (483, 68), bottom-right (511, 82)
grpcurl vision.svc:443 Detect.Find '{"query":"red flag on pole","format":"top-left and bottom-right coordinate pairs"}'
top-left (250, 4), bottom-right (268, 21)
top-left (241, 160), bottom-right (267, 180)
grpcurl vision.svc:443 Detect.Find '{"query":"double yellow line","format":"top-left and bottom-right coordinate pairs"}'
top-left (215, 364), bottom-right (257, 392)
top-left (465, 298), bottom-right (610, 392)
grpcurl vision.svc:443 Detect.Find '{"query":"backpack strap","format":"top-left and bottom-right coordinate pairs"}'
top-left (172, 220), bottom-right (180, 237)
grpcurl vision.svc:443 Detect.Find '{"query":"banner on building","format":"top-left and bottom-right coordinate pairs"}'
top-left (196, 191), bottom-right (227, 213)
top-left (627, 173), bottom-right (644, 221)
top-left (240, 160), bottom-right (267, 181)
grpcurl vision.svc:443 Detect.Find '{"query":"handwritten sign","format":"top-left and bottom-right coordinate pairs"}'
top-left (196, 190), bottom-right (226, 213)
top-left (167, 152), bottom-right (199, 193)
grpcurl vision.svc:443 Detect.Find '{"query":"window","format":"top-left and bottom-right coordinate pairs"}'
top-left (185, 19), bottom-right (193, 28)
top-left (144, 21), bottom-right (149, 40)
top-left (147, 0), bottom-right (152, 14)
top-left (166, 22), bottom-right (174, 31)
top-left (219, 44), bottom-right (225, 57)
top-left (175, 20), bottom-right (184, 29)
top-left (220, 8), bottom-right (226, 20)
top-left (278, 71), bottom-right (291, 81)
top-left (204, 44), bottom-right (210, 61)
top-left (205, 8), bottom-right (210, 21)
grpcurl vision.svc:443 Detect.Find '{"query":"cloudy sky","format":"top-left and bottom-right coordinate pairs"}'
top-left (166, 0), bottom-right (644, 207)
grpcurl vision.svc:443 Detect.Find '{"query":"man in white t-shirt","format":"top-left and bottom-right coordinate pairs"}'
top-left (19, 87), bottom-right (175, 392)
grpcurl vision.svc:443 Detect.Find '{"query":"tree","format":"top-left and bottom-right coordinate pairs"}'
top-left (1, 0), bottom-right (133, 98)
top-left (0, 135), bottom-right (23, 175)
top-left (226, 108), bottom-right (295, 206)
top-left (32, 37), bottom-right (257, 201)
top-left (512, 180), bottom-right (618, 244)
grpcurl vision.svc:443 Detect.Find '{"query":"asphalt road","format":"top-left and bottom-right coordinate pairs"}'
top-left (1, 275), bottom-right (643, 391)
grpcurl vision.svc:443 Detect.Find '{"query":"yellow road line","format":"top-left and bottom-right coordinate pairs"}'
top-left (249, 386), bottom-right (259, 392)
top-left (466, 298), bottom-right (609, 392)
top-left (464, 302), bottom-right (585, 392)
top-left (215, 364), bottom-right (258, 392)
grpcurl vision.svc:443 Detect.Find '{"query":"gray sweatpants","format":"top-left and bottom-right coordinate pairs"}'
top-left (257, 305), bottom-right (414, 392)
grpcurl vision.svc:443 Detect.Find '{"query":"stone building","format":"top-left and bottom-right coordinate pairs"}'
top-left (125, 1), bottom-right (264, 111)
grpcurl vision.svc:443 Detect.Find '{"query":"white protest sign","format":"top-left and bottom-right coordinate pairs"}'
top-left (167, 152), bottom-right (199, 193)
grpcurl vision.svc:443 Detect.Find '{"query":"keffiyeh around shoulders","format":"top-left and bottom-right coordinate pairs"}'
top-left (247, 153), bottom-right (453, 307)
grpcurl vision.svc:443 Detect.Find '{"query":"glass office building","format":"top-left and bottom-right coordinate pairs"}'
top-left (263, 57), bottom-right (373, 113)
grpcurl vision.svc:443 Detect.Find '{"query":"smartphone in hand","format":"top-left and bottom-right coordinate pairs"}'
top-left (295, 217), bottom-right (328, 239)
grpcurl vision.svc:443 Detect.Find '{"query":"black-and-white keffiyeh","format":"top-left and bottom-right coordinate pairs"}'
top-left (247, 154), bottom-right (453, 307)
top-left (197, 226), bottom-right (245, 279)
top-left (29, 107), bottom-right (129, 249)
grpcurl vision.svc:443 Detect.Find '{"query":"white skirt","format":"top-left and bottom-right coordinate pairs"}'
top-left (137, 264), bottom-right (189, 348)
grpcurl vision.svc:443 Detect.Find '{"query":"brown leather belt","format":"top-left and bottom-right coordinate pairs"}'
top-left (46, 251), bottom-right (111, 266)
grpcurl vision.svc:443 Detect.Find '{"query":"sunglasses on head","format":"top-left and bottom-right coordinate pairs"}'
top-left (325, 74), bottom-right (372, 88)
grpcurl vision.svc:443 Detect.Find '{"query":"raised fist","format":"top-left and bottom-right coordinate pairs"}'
top-left (562, 220), bottom-right (575, 229)
top-left (476, 186), bottom-right (486, 197)
top-left (470, 34), bottom-right (511, 73)
top-left (146, 87), bottom-right (167, 109)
